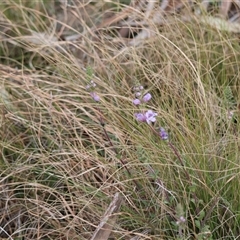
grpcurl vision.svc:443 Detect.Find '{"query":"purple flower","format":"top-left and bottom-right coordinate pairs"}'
top-left (90, 80), bottom-right (96, 87)
top-left (179, 216), bottom-right (186, 223)
top-left (176, 216), bottom-right (186, 225)
top-left (86, 81), bottom-right (96, 90)
top-left (142, 93), bottom-right (152, 102)
top-left (134, 110), bottom-right (157, 124)
top-left (135, 92), bottom-right (141, 97)
top-left (145, 110), bottom-right (157, 124)
top-left (90, 92), bottom-right (100, 102)
top-left (159, 127), bottom-right (168, 140)
top-left (133, 85), bottom-right (143, 91)
top-left (133, 99), bottom-right (141, 105)
top-left (133, 87), bottom-right (138, 91)
top-left (134, 112), bottom-right (146, 122)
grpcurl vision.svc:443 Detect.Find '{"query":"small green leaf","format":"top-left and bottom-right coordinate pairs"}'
top-left (189, 184), bottom-right (197, 192)
top-left (86, 66), bottom-right (93, 81)
top-left (195, 220), bottom-right (201, 229)
top-left (198, 210), bottom-right (205, 221)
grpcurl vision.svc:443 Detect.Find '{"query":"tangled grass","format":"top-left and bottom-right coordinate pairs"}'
top-left (0, 1), bottom-right (240, 239)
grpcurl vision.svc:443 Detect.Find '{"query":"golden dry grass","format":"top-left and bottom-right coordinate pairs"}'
top-left (0, 1), bottom-right (240, 239)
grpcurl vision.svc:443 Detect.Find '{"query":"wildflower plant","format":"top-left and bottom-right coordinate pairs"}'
top-left (132, 85), bottom-right (168, 141)
top-left (133, 86), bottom-right (158, 125)
top-left (85, 74), bottom-right (141, 190)
top-left (1, 1), bottom-right (240, 239)
top-left (131, 84), bottom-right (208, 239)
top-left (86, 80), bottom-right (100, 102)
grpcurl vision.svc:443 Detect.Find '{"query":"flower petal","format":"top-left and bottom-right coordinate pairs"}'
top-left (134, 113), bottom-right (146, 122)
top-left (159, 127), bottom-right (168, 140)
top-left (133, 99), bottom-right (141, 105)
top-left (143, 93), bottom-right (152, 102)
top-left (145, 110), bottom-right (157, 124)
top-left (90, 92), bottom-right (100, 102)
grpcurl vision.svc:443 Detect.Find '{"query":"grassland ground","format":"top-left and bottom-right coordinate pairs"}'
top-left (0, 1), bottom-right (240, 239)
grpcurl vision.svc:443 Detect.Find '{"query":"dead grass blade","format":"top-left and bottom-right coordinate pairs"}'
top-left (90, 192), bottom-right (123, 240)
top-left (129, 229), bottom-right (150, 240)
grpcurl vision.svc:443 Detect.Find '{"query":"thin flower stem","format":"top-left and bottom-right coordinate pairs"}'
top-left (168, 142), bottom-right (191, 182)
top-left (149, 125), bottom-right (191, 181)
top-left (96, 107), bottom-right (141, 190)
top-left (150, 125), bottom-right (200, 214)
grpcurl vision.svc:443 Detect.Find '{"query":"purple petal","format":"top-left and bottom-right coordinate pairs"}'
top-left (147, 110), bottom-right (157, 117)
top-left (135, 92), bottom-right (141, 97)
top-left (142, 93), bottom-right (152, 102)
top-left (145, 110), bottom-right (157, 124)
top-left (134, 112), bottom-right (146, 122)
top-left (179, 216), bottom-right (186, 223)
top-left (159, 127), bottom-right (168, 140)
top-left (90, 92), bottom-right (100, 102)
top-left (133, 99), bottom-right (141, 105)
top-left (86, 80), bottom-right (96, 89)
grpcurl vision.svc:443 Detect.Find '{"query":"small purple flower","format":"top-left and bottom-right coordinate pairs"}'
top-left (133, 99), bottom-right (141, 105)
top-left (134, 110), bottom-right (157, 124)
top-left (176, 216), bottom-right (186, 225)
top-left (133, 85), bottom-right (143, 91)
top-left (134, 112), bottom-right (146, 122)
top-left (159, 127), bottom-right (168, 140)
top-left (179, 216), bottom-right (186, 223)
top-left (145, 110), bottom-right (157, 124)
top-left (86, 81), bottom-right (96, 90)
top-left (90, 92), bottom-right (100, 102)
top-left (86, 84), bottom-right (91, 90)
top-left (135, 92), bottom-right (141, 97)
top-left (142, 93), bottom-right (152, 102)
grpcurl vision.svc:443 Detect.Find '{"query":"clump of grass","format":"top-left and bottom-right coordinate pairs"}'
top-left (0, 0), bottom-right (240, 239)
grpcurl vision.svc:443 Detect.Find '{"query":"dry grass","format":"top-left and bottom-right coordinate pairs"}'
top-left (0, 0), bottom-right (240, 239)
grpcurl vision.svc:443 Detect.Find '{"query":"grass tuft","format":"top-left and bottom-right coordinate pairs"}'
top-left (0, 1), bottom-right (240, 239)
